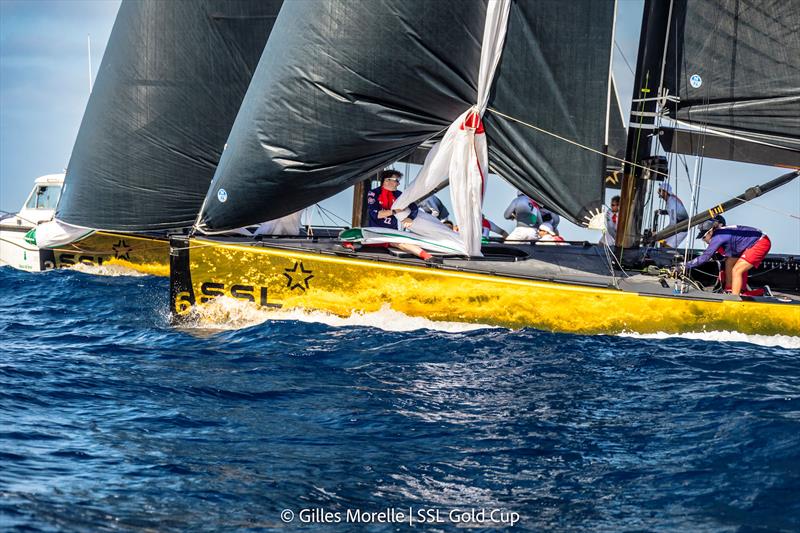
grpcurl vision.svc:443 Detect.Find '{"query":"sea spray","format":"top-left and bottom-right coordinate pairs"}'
top-left (177, 297), bottom-right (495, 333)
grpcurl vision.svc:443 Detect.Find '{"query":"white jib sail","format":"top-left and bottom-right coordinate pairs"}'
top-left (390, 0), bottom-right (511, 257)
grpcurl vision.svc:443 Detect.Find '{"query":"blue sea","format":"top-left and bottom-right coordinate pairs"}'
top-left (1, 266), bottom-right (798, 532)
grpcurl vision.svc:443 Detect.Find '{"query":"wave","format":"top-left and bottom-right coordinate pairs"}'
top-left (619, 330), bottom-right (800, 349)
top-left (69, 263), bottom-right (150, 277)
top-left (178, 297), bottom-right (798, 346)
top-left (178, 297), bottom-right (494, 333)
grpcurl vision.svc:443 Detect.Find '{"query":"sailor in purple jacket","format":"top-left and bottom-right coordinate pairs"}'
top-left (684, 218), bottom-right (771, 295)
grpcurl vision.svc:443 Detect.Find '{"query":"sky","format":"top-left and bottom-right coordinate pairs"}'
top-left (1, 0), bottom-right (797, 252)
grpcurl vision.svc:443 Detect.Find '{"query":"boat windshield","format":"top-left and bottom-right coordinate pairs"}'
top-left (25, 185), bottom-right (62, 210)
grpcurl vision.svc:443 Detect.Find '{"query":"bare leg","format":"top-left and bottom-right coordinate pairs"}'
top-left (730, 258), bottom-right (754, 295)
top-left (394, 243), bottom-right (426, 258)
top-left (723, 257), bottom-right (738, 291)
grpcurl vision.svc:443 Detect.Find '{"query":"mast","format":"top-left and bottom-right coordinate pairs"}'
top-left (616, 0), bottom-right (672, 249)
top-left (351, 177), bottom-right (372, 228)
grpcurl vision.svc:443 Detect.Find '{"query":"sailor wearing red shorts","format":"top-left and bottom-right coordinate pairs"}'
top-left (685, 222), bottom-right (771, 296)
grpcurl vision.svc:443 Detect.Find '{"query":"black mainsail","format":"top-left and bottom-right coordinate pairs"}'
top-left (660, 0), bottom-right (800, 166)
top-left (56, 0), bottom-right (282, 231)
top-left (198, 0), bottom-right (616, 231)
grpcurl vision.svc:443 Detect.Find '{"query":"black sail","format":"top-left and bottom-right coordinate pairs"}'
top-left (661, 0), bottom-right (800, 166)
top-left (198, 0), bottom-right (485, 231)
top-left (57, 0), bottom-right (282, 231)
top-left (484, 0), bottom-right (614, 220)
top-left (199, 0), bottom-right (614, 230)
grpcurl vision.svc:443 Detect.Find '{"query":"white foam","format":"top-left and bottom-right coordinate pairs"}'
top-left (182, 298), bottom-right (493, 333)
top-left (69, 263), bottom-right (149, 277)
top-left (177, 298), bottom-right (799, 347)
top-left (619, 330), bottom-right (800, 349)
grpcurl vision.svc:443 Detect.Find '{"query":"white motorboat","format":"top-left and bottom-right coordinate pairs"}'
top-left (0, 174), bottom-right (66, 271)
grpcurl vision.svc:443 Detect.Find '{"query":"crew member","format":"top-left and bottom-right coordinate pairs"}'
top-left (482, 215), bottom-right (508, 239)
top-left (601, 195), bottom-right (620, 246)
top-left (367, 170), bottom-right (437, 262)
top-left (683, 218), bottom-right (771, 296)
top-left (537, 223), bottom-right (566, 245)
top-left (419, 194), bottom-right (449, 222)
top-left (658, 183), bottom-right (689, 248)
top-left (539, 206), bottom-right (561, 234)
top-left (503, 192), bottom-right (540, 242)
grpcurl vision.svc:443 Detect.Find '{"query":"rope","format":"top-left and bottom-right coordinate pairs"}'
top-left (487, 107), bottom-right (670, 178)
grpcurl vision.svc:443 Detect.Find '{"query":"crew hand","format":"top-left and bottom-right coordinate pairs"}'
top-left (402, 218), bottom-right (413, 228)
top-left (377, 209), bottom-right (393, 218)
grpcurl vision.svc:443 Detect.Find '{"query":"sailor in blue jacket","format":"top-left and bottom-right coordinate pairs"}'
top-left (365, 170), bottom-right (438, 262)
top-left (367, 170), bottom-right (419, 229)
top-left (683, 216), bottom-right (771, 295)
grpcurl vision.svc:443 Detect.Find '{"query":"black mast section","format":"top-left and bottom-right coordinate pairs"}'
top-left (616, 0), bottom-right (672, 249)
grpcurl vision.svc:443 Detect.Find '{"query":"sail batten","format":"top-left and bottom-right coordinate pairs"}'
top-left (57, 0), bottom-right (282, 231)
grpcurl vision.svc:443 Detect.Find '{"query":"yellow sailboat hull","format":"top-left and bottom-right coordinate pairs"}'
top-left (174, 238), bottom-right (800, 336)
top-left (51, 232), bottom-right (169, 277)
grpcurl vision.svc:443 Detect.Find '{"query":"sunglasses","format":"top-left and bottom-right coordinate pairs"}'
top-left (384, 177), bottom-right (400, 182)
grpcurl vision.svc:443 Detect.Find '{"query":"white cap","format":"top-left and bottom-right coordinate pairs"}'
top-left (539, 222), bottom-right (555, 235)
top-left (658, 182), bottom-right (673, 195)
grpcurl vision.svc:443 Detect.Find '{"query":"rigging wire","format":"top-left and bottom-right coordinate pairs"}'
top-left (678, 7), bottom-right (716, 272)
top-left (486, 107), bottom-right (800, 222)
top-left (600, 237), bottom-right (631, 284)
top-left (614, 41), bottom-right (635, 76)
top-left (313, 203), bottom-right (350, 227)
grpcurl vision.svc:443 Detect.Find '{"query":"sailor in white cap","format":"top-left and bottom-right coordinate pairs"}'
top-left (657, 182), bottom-right (689, 248)
top-left (537, 222), bottom-right (566, 245)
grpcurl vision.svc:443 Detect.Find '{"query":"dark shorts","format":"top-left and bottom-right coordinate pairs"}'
top-left (740, 236), bottom-right (771, 268)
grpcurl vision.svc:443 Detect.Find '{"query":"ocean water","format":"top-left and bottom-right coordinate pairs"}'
top-left (1, 266), bottom-right (798, 532)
